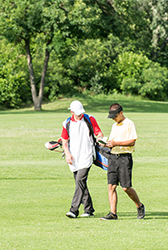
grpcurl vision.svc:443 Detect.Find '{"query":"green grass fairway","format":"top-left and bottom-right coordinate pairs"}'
top-left (0, 95), bottom-right (168, 249)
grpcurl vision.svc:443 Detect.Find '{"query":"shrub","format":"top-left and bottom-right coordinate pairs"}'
top-left (121, 78), bottom-right (141, 95)
top-left (115, 51), bottom-right (168, 100)
top-left (139, 65), bottom-right (168, 100)
top-left (0, 61), bottom-right (29, 108)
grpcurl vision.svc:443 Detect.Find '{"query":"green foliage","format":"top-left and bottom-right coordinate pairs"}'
top-left (149, 0), bottom-right (168, 66)
top-left (0, 0), bottom-right (106, 108)
top-left (139, 65), bottom-right (168, 100)
top-left (0, 61), bottom-right (29, 108)
top-left (49, 34), bottom-right (125, 96)
top-left (0, 39), bottom-right (30, 108)
top-left (90, 71), bottom-right (102, 94)
top-left (0, 0), bottom-right (42, 41)
top-left (115, 52), bottom-right (151, 94)
top-left (116, 52), bottom-right (168, 100)
top-left (120, 78), bottom-right (141, 95)
top-left (117, 52), bottom-right (150, 81)
top-left (0, 0), bottom-right (168, 108)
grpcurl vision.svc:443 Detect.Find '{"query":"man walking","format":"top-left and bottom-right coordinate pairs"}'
top-left (100, 103), bottom-right (145, 220)
top-left (61, 100), bottom-right (103, 218)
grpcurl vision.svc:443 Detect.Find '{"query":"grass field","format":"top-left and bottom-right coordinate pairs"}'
top-left (0, 94), bottom-right (168, 250)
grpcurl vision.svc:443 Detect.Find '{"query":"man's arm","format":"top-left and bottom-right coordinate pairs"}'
top-left (62, 139), bottom-right (74, 165)
top-left (89, 116), bottom-right (104, 141)
top-left (106, 139), bottom-right (136, 148)
top-left (96, 131), bottom-right (104, 141)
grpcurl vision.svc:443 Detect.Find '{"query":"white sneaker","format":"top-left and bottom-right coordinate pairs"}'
top-left (80, 213), bottom-right (94, 217)
top-left (66, 211), bottom-right (76, 218)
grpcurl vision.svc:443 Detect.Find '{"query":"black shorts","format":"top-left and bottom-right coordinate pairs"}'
top-left (108, 153), bottom-right (133, 188)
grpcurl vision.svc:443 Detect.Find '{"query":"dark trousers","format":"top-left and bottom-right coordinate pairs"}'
top-left (70, 167), bottom-right (95, 216)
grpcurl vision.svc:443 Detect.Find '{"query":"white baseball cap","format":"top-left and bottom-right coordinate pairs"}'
top-left (68, 100), bottom-right (85, 115)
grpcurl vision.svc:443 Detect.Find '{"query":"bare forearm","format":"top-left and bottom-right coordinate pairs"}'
top-left (62, 139), bottom-right (70, 154)
top-left (96, 132), bottom-right (104, 140)
top-left (106, 139), bottom-right (136, 148)
top-left (62, 139), bottom-right (74, 165)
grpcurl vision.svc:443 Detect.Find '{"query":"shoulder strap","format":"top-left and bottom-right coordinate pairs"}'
top-left (66, 114), bottom-right (95, 142)
top-left (83, 114), bottom-right (91, 124)
top-left (65, 117), bottom-right (71, 137)
top-left (83, 114), bottom-right (96, 144)
top-left (83, 114), bottom-right (94, 137)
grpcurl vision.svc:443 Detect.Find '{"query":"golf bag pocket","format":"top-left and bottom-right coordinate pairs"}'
top-left (94, 145), bottom-right (111, 170)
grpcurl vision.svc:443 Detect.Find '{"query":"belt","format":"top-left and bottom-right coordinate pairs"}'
top-left (113, 153), bottom-right (131, 157)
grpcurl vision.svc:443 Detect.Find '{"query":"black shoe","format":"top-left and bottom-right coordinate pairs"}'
top-left (137, 204), bottom-right (145, 219)
top-left (100, 212), bottom-right (118, 220)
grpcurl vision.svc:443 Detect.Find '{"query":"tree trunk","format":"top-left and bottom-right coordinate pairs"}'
top-left (38, 47), bottom-right (50, 110)
top-left (25, 38), bottom-right (51, 110)
top-left (25, 38), bottom-right (39, 110)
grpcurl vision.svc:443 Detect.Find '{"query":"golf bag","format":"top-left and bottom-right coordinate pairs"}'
top-left (66, 114), bottom-right (110, 170)
top-left (94, 144), bottom-right (110, 171)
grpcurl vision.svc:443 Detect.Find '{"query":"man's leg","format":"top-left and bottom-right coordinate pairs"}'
top-left (70, 167), bottom-right (94, 215)
top-left (82, 185), bottom-right (94, 214)
top-left (100, 154), bottom-right (118, 220)
top-left (122, 187), bottom-right (145, 219)
top-left (108, 184), bottom-right (118, 215)
top-left (100, 184), bottom-right (118, 220)
top-left (122, 187), bottom-right (141, 208)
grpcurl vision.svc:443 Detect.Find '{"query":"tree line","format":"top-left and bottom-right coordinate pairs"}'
top-left (0, 0), bottom-right (167, 110)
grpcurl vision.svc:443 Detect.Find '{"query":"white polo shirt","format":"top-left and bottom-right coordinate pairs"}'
top-left (61, 114), bottom-right (102, 172)
top-left (109, 117), bottom-right (137, 154)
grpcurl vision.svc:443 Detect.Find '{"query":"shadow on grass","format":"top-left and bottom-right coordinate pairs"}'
top-left (92, 212), bottom-right (168, 220)
top-left (141, 211), bottom-right (168, 220)
top-left (1, 96), bottom-right (168, 114)
top-left (0, 177), bottom-right (61, 180)
top-left (78, 99), bottom-right (168, 114)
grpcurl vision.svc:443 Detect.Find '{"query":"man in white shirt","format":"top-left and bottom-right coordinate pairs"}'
top-left (100, 103), bottom-right (145, 220)
top-left (61, 100), bottom-right (103, 218)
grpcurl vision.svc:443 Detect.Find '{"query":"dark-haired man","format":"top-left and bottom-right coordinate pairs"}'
top-left (100, 103), bottom-right (145, 220)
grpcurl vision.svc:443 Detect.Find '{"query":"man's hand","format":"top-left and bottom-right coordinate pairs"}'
top-left (62, 139), bottom-right (75, 165)
top-left (106, 140), bottom-right (115, 148)
top-left (65, 151), bottom-right (75, 165)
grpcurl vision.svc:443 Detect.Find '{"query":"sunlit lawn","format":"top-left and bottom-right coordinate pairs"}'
top-left (0, 94), bottom-right (168, 249)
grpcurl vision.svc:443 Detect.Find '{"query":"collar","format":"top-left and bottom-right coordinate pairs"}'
top-left (116, 117), bottom-right (126, 126)
top-left (116, 122), bottom-right (123, 126)
top-left (71, 114), bottom-right (84, 122)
